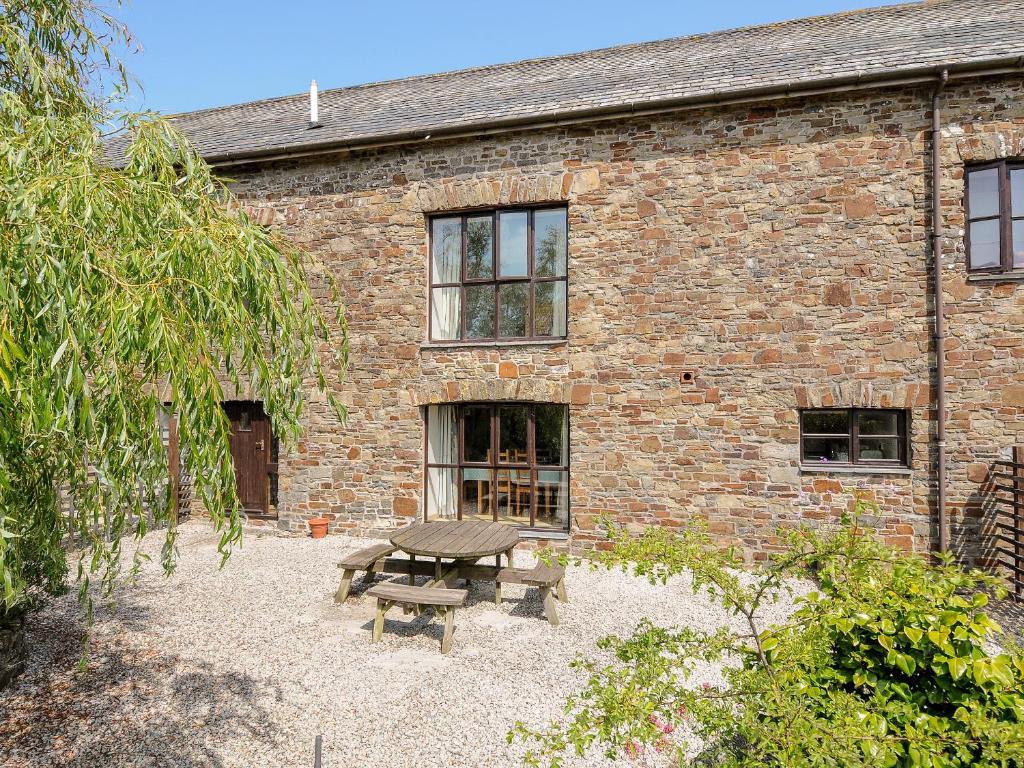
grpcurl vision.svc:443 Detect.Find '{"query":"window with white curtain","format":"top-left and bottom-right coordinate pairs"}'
top-left (424, 403), bottom-right (569, 530)
top-left (428, 208), bottom-right (568, 341)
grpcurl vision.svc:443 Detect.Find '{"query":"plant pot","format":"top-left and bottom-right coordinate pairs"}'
top-left (308, 517), bottom-right (330, 539)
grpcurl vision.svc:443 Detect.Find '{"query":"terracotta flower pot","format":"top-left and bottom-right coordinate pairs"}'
top-left (308, 517), bottom-right (330, 539)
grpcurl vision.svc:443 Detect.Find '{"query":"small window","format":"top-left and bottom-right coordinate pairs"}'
top-left (429, 208), bottom-right (568, 341)
top-left (424, 402), bottom-right (569, 530)
top-left (966, 161), bottom-right (1024, 273)
top-left (800, 409), bottom-right (909, 468)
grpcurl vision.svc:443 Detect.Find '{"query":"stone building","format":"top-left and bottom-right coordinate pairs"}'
top-left (165, 0), bottom-right (1024, 563)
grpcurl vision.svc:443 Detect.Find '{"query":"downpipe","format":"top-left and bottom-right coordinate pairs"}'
top-left (932, 69), bottom-right (949, 554)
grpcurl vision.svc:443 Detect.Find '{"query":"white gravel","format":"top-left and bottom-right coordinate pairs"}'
top-left (0, 522), bottom-right (805, 768)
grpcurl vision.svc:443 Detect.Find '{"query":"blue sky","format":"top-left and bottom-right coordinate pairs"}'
top-left (114, 0), bottom-right (911, 115)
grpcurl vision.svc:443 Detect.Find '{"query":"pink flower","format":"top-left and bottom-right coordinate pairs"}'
top-left (676, 704), bottom-right (688, 717)
top-left (625, 740), bottom-right (643, 759)
top-left (655, 735), bottom-right (671, 753)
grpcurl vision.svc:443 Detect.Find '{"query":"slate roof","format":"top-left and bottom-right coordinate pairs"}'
top-left (159, 0), bottom-right (1024, 164)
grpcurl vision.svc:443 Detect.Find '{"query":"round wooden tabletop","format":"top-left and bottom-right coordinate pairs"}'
top-left (390, 520), bottom-right (519, 559)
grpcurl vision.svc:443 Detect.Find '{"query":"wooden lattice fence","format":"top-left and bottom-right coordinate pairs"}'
top-left (991, 446), bottom-right (1024, 600)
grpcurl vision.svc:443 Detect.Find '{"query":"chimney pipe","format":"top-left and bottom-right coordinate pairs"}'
top-left (309, 79), bottom-right (321, 129)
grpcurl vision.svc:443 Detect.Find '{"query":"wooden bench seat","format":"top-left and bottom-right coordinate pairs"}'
top-left (334, 543), bottom-right (397, 603)
top-left (366, 583), bottom-right (468, 654)
top-left (495, 563), bottom-right (568, 625)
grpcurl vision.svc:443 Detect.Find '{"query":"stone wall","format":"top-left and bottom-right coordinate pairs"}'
top-left (224, 74), bottom-right (1024, 562)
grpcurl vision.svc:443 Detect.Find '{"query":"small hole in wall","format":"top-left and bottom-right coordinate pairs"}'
top-left (681, 371), bottom-right (695, 383)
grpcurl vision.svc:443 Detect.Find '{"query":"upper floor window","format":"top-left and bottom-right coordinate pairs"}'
top-left (800, 409), bottom-right (909, 468)
top-left (429, 207), bottom-right (567, 341)
top-left (966, 161), bottom-right (1024, 273)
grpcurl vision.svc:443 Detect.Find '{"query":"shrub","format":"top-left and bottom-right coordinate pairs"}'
top-left (511, 498), bottom-right (1024, 767)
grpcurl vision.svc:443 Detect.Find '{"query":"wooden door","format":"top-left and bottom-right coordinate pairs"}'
top-left (223, 401), bottom-right (273, 517)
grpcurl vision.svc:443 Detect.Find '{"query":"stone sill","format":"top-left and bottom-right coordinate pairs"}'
top-left (966, 271), bottom-right (1024, 283)
top-left (519, 529), bottom-right (570, 541)
top-left (420, 339), bottom-right (568, 351)
top-left (799, 464), bottom-right (913, 476)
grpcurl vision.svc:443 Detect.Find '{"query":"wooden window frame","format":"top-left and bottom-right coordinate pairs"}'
top-left (966, 160), bottom-right (1024, 274)
top-left (428, 206), bottom-right (568, 342)
top-left (423, 402), bottom-right (570, 531)
top-left (799, 408), bottom-right (910, 468)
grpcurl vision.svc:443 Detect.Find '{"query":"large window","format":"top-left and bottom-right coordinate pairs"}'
top-left (800, 409), bottom-right (909, 468)
top-left (425, 403), bottom-right (569, 530)
top-left (429, 207), bottom-right (568, 341)
top-left (966, 161), bottom-right (1024, 273)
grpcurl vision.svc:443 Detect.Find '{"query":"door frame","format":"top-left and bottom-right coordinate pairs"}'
top-left (223, 400), bottom-right (278, 519)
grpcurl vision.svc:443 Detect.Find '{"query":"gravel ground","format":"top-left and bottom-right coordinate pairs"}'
top-left (0, 522), bottom-right (805, 768)
top-left (992, 596), bottom-right (1024, 643)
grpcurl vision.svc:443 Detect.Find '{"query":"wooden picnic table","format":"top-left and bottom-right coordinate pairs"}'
top-left (389, 520), bottom-right (519, 587)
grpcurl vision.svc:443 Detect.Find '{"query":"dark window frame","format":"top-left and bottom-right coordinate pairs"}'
top-left (423, 402), bottom-right (570, 531)
top-left (428, 205), bottom-right (569, 342)
top-left (966, 160), bottom-right (1024, 273)
top-left (799, 408), bottom-right (910, 468)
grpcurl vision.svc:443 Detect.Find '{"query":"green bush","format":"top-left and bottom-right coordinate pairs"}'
top-left (511, 498), bottom-right (1024, 767)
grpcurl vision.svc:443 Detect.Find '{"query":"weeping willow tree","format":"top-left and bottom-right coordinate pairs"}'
top-left (0, 1), bottom-right (347, 620)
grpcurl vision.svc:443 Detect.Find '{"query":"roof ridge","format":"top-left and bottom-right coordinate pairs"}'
top-left (166, 0), bottom-right (938, 120)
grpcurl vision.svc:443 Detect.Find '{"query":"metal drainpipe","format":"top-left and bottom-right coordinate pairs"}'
top-left (932, 69), bottom-right (950, 553)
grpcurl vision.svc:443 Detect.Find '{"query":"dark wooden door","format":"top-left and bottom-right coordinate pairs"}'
top-left (223, 401), bottom-right (273, 517)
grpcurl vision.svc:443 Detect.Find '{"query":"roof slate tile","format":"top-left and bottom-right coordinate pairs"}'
top-left (150, 0), bottom-right (1024, 162)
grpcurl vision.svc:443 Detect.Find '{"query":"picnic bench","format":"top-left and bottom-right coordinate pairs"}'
top-left (367, 583), bottom-right (468, 654)
top-left (334, 522), bottom-right (570, 649)
top-left (334, 543), bottom-right (396, 603)
top-left (495, 563), bottom-right (568, 625)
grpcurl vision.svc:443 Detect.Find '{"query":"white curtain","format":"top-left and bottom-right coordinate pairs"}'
top-left (431, 217), bottom-right (462, 340)
top-left (431, 287), bottom-right (460, 340)
top-left (431, 218), bottom-right (461, 282)
top-left (426, 405), bottom-right (457, 519)
top-left (555, 410), bottom-right (569, 524)
top-left (553, 282), bottom-right (567, 337)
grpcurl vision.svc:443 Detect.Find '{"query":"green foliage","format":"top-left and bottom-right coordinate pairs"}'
top-left (512, 499), bottom-right (1024, 767)
top-left (0, 1), bottom-right (346, 617)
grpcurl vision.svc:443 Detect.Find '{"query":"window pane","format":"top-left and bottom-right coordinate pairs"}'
top-left (858, 438), bottom-right (900, 462)
top-left (535, 405), bottom-right (568, 466)
top-left (968, 167), bottom-right (1000, 219)
top-left (534, 282), bottom-right (567, 337)
top-left (803, 437), bottom-right (850, 464)
top-left (1013, 169), bottom-right (1024, 218)
top-left (858, 411), bottom-right (898, 436)
top-left (499, 283), bottom-right (528, 337)
top-left (801, 410), bottom-right (848, 435)
top-left (536, 471), bottom-right (569, 529)
top-left (499, 211), bottom-right (529, 276)
top-left (431, 217), bottom-right (461, 283)
top-left (534, 209), bottom-right (567, 277)
top-left (430, 287), bottom-right (460, 340)
top-left (464, 285), bottom-right (495, 338)
top-left (426, 467), bottom-right (457, 520)
top-left (499, 406), bottom-right (528, 462)
top-left (466, 216), bottom-right (493, 279)
top-left (496, 468), bottom-right (531, 525)
top-left (1014, 219), bottom-right (1024, 268)
top-left (969, 219), bottom-right (1001, 269)
top-left (427, 405), bottom-right (457, 464)
top-left (463, 406), bottom-right (491, 462)
top-left (463, 470), bottom-right (492, 522)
